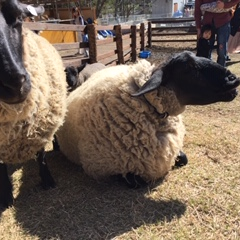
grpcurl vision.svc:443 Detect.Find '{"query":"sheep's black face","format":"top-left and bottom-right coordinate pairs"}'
top-left (161, 51), bottom-right (240, 105)
top-left (0, 0), bottom-right (31, 104)
top-left (65, 66), bottom-right (78, 88)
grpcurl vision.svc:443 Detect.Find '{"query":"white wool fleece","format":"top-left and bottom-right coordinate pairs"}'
top-left (57, 60), bottom-right (185, 182)
top-left (0, 28), bottom-right (67, 164)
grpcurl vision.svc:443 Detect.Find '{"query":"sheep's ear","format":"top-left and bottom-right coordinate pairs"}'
top-left (20, 3), bottom-right (45, 17)
top-left (77, 63), bottom-right (87, 73)
top-left (131, 69), bottom-right (163, 97)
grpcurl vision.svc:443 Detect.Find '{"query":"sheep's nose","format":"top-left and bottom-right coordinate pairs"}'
top-left (224, 74), bottom-right (240, 90)
top-left (227, 74), bottom-right (237, 82)
top-left (0, 72), bottom-right (31, 104)
top-left (3, 73), bottom-right (28, 90)
top-left (225, 74), bottom-right (239, 85)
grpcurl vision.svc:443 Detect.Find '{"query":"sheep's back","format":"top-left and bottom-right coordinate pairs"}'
top-left (57, 61), bottom-right (185, 181)
top-left (0, 28), bottom-right (67, 164)
top-left (78, 62), bottom-right (106, 86)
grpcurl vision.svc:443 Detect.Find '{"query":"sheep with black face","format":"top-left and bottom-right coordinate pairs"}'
top-left (65, 62), bottom-right (106, 92)
top-left (65, 64), bottom-right (86, 92)
top-left (56, 51), bottom-right (239, 187)
top-left (0, 0), bottom-right (67, 209)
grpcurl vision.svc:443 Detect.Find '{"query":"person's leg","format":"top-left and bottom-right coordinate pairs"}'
top-left (77, 32), bottom-right (84, 55)
top-left (216, 22), bottom-right (230, 66)
top-left (208, 28), bottom-right (216, 60)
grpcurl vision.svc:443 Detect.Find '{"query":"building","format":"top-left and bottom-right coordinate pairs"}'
top-left (152, 0), bottom-right (194, 18)
top-left (21, 0), bottom-right (96, 22)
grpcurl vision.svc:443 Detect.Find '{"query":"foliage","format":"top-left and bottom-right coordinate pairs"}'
top-left (80, 0), bottom-right (153, 18)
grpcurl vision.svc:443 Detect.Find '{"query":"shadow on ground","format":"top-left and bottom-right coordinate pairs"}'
top-left (226, 60), bottom-right (240, 67)
top-left (12, 151), bottom-right (186, 240)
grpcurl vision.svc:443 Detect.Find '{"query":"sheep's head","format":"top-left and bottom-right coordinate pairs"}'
top-left (0, 0), bottom-right (44, 104)
top-left (132, 51), bottom-right (240, 107)
top-left (65, 66), bottom-right (79, 88)
top-left (65, 63), bottom-right (86, 92)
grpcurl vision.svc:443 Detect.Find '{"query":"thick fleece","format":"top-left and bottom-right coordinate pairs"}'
top-left (0, 28), bottom-right (67, 164)
top-left (57, 60), bottom-right (185, 182)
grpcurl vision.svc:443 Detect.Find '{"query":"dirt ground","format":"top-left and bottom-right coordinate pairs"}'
top-left (148, 39), bottom-right (240, 64)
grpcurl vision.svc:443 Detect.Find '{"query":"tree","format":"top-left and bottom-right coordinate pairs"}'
top-left (95, 0), bottom-right (109, 18)
top-left (81, 0), bottom-right (152, 19)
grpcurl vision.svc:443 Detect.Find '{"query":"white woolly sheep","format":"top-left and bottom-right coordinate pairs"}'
top-left (56, 51), bottom-right (240, 187)
top-left (0, 1), bottom-right (67, 208)
top-left (65, 62), bottom-right (106, 92)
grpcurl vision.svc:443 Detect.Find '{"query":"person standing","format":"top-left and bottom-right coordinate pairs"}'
top-left (72, 7), bottom-right (86, 55)
top-left (195, 0), bottom-right (240, 66)
top-left (228, 3), bottom-right (240, 53)
top-left (196, 24), bottom-right (215, 58)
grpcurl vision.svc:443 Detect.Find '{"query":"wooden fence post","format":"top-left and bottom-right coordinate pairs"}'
top-left (148, 21), bottom-right (152, 48)
top-left (140, 23), bottom-right (145, 51)
top-left (87, 24), bottom-right (97, 63)
top-left (131, 25), bottom-right (137, 62)
top-left (114, 25), bottom-right (124, 64)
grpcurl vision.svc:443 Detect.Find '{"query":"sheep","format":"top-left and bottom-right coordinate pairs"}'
top-left (56, 51), bottom-right (240, 188)
top-left (54, 62), bottom-right (106, 151)
top-left (0, 0), bottom-right (67, 209)
top-left (65, 62), bottom-right (106, 92)
top-left (65, 64), bottom-right (86, 92)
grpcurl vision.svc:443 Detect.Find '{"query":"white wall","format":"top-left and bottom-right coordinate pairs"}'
top-left (152, 0), bottom-right (173, 18)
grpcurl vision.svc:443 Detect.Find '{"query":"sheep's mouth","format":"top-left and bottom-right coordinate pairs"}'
top-left (219, 75), bottom-right (240, 101)
top-left (220, 82), bottom-right (239, 101)
top-left (220, 88), bottom-right (238, 101)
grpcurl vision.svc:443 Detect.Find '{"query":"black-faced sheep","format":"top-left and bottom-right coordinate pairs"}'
top-left (65, 64), bottom-right (86, 92)
top-left (65, 62), bottom-right (106, 92)
top-left (56, 51), bottom-right (240, 187)
top-left (0, 0), bottom-right (67, 209)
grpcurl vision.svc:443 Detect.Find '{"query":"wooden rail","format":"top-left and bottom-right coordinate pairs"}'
top-left (147, 17), bottom-right (197, 47)
top-left (85, 23), bottom-right (148, 65)
top-left (23, 22), bottom-right (148, 67)
top-left (23, 18), bottom-right (197, 66)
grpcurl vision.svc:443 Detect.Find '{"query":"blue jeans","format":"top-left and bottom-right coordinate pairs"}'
top-left (210, 22), bottom-right (230, 67)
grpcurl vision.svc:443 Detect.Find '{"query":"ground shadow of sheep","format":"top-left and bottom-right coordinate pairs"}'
top-left (13, 151), bottom-right (186, 240)
top-left (226, 60), bottom-right (240, 67)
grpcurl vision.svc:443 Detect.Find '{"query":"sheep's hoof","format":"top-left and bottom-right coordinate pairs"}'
top-left (118, 173), bottom-right (147, 189)
top-left (174, 151), bottom-right (188, 167)
top-left (0, 163), bottom-right (14, 210)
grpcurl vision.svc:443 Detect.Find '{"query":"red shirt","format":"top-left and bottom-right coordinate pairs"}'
top-left (195, 0), bottom-right (240, 29)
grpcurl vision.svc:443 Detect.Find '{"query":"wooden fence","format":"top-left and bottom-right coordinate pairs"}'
top-left (86, 23), bottom-right (147, 65)
top-left (23, 18), bottom-right (197, 67)
top-left (23, 22), bottom-right (148, 67)
top-left (147, 17), bottom-right (197, 47)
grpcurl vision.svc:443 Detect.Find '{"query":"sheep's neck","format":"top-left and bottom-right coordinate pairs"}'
top-left (144, 87), bottom-right (185, 116)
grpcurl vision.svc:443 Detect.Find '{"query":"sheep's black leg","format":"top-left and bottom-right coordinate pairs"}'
top-left (117, 173), bottom-right (147, 189)
top-left (174, 151), bottom-right (188, 167)
top-left (37, 149), bottom-right (56, 189)
top-left (52, 134), bottom-right (60, 151)
top-left (0, 162), bottom-right (13, 209)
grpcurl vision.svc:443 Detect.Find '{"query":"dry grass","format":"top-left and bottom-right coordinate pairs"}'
top-left (1, 42), bottom-right (240, 240)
